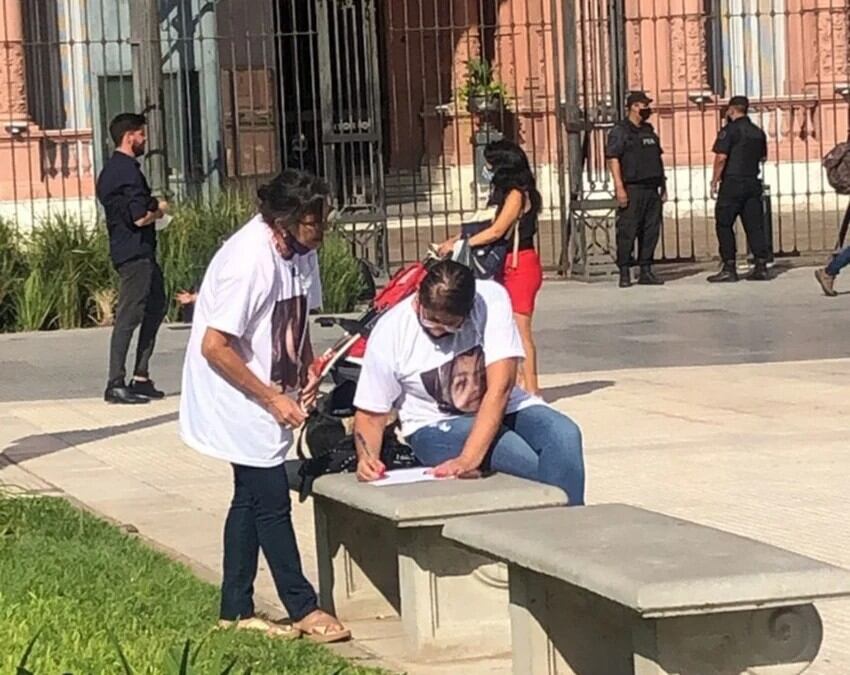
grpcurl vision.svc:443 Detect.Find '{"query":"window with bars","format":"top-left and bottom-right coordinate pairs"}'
top-left (706, 0), bottom-right (787, 99)
top-left (22, 0), bottom-right (66, 129)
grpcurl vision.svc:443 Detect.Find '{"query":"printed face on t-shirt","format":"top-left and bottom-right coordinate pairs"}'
top-left (270, 295), bottom-right (307, 390)
top-left (420, 345), bottom-right (487, 414)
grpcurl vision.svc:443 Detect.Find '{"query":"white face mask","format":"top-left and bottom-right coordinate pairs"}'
top-left (481, 165), bottom-right (495, 183)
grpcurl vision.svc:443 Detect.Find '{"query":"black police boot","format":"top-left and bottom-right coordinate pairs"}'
top-left (746, 258), bottom-right (770, 281)
top-left (707, 261), bottom-right (739, 283)
top-left (619, 267), bottom-right (632, 288)
top-left (637, 266), bottom-right (665, 285)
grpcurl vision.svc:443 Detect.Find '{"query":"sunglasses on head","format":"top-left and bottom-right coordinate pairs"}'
top-left (418, 309), bottom-right (465, 334)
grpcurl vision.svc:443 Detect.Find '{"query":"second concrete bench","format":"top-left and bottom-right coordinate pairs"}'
top-left (444, 504), bottom-right (850, 674)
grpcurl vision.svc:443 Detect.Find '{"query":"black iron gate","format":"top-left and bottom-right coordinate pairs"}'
top-left (316, 0), bottom-right (387, 268)
top-left (560, 0), bottom-right (850, 277)
top-left (561, 0), bottom-right (627, 279)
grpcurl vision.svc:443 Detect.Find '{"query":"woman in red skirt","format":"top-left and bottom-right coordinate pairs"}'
top-left (438, 139), bottom-right (543, 395)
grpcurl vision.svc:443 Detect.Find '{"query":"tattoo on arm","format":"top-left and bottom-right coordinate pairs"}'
top-left (355, 431), bottom-right (376, 459)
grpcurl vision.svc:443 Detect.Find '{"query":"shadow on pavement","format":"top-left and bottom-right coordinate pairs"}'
top-left (1, 412), bottom-right (178, 464)
top-left (541, 380), bottom-right (615, 403)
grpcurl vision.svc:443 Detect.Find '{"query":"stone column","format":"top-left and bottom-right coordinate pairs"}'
top-left (0, 0), bottom-right (29, 126)
top-left (659, 0), bottom-right (711, 103)
top-left (799, 0), bottom-right (849, 95)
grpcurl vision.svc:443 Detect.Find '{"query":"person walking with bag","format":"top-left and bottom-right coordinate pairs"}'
top-left (814, 137), bottom-right (850, 296)
top-left (437, 139), bottom-right (544, 395)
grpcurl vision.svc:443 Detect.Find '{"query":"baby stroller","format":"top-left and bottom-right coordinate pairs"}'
top-left (290, 256), bottom-right (435, 498)
top-left (291, 211), bottom-right (498, 498)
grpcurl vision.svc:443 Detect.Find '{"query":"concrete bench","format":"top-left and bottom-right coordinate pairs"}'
top-left (311, 472), bottom-right (567, 658)
top-left (444, 504), bottom-right (850, 675)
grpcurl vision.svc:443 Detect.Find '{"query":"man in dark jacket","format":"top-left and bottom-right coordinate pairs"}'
top-left (96, 113), bottom-right (169, 404)
top-left (605, 91), bottom-right (667, 288)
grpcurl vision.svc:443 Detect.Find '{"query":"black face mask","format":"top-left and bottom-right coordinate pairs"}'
top-left (639, 108), bottom-right (653, 121)
top-left (284, 230), bottom-right (312, 256)
top-left (726, 115), bottom-right (734, 124)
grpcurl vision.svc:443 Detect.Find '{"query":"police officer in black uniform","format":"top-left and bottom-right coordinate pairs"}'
top-left (707, 95), bottom-right (771, 282)
top-left (605, 91), bottom-right (666, 288)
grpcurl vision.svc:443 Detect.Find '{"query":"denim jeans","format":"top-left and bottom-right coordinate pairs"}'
top-left (220, 463), bottom-right (318, 622)
top-left (407, 404), bottom-right (585, 506)
top-left (827, 246), bottom-right (850, 277)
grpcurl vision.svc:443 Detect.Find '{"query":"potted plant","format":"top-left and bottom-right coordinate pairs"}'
top-left (458, 58), bottom-right (508, 114)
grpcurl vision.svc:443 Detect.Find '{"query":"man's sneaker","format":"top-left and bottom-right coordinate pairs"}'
top-left (618, 268), bottom-right (632, 288)
top-left (104, 384), bottom-right (150, 405)
top-left (707, 263), bottom-right (738, 283)
top-left (815, 268), bottom-right (838, 297)
top-left (129, 379), bottom-right (165, 400)
top-left (637, 269), bottom-right (665, 285)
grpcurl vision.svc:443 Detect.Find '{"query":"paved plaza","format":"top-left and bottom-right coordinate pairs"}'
top-left (2, 265), bottom-right (850, 673)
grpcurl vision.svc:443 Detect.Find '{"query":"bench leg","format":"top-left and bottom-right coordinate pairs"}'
top-left (509, 565), bottom-right (823, 675)
top-left (313, 496), bottom-right (400, 621)
top-left (398, 526), bottom-right (512, 659)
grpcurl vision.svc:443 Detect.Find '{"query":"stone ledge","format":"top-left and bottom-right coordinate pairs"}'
top-left (312, 472), bottom-right (567, 527)
top-left (443, 504), bottom-right (850, 617)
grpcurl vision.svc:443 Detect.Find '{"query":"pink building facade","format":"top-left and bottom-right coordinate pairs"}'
top-left (1, 0), bottom-right (848, 264)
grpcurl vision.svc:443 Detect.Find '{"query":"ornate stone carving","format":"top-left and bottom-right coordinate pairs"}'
top-left (626, 19), bottom-right (642, 88)
top-left (0, 0), bottom-right (28, 120)
top-left (816, 7), bottom-right (849, 81)
top-left (472, 561), bottom-right (509, 589)
top-left (668, 11), bottom-right (709, 93)
top-left (747, 605), bottom-right (823, 673)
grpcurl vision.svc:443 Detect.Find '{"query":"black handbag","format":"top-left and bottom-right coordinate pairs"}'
top-left (459, 208), bottom-right (520, 281)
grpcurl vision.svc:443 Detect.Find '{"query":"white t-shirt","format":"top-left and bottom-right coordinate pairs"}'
top-left (179, 214), bottom-right (320, 468)
top-left (354, 280), bottom-right (537, 437)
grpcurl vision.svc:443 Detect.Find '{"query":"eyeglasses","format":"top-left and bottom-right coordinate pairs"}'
top-left (419, 309), bottom-right (465, 334)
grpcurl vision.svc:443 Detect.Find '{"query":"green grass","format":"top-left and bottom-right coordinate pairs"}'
top-left (0, 495), bottom-right (383, 674)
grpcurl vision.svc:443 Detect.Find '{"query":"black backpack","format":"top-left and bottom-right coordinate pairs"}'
top-left (290, 398), bottom-right (419, 501)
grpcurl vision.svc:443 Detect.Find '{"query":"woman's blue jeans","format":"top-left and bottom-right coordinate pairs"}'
top-left (407, 404), bottom-right (585, 505)
top-left (827, 246), bottom-right (850, 277)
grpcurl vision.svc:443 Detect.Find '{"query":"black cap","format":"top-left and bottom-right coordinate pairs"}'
top-left (626, 91), bottom-right (653, 108)
top-left (728, 95), bottom-right (750, 109)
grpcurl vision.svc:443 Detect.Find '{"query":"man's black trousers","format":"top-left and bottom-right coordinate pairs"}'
top-left (714, 177), bottom-right (769, 262)
top-left (108, 257), bottom-right (167, 385)
top-left (615, 184), bottom-right (662, 269)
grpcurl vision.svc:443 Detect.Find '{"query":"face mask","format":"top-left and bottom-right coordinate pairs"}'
top-left (726, 115), bottom-right (734, 124)
top-left (481, 165), bottom-right (495, 183)
top-left (284, 230), bottom-right (312, 256)
top-left (639, 108), bottom-right (652, 121)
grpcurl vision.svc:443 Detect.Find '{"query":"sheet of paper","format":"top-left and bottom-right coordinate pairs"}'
top-left (369, 467), bottom-right (442, 487)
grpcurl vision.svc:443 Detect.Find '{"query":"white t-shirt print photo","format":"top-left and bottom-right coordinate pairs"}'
top-left (180, 214), bottom-right (320, 468)
top-left (354, 280), bottom-right (538, 438)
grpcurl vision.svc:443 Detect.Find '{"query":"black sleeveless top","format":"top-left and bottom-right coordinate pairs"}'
top-left (489, 188), bottom-right (537, 251)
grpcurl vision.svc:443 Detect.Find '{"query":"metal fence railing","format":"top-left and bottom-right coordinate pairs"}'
top-left (2, 0), bottom-right (849, 273)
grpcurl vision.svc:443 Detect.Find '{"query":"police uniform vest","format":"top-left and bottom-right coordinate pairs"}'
top-left (614, 120), bottom-right (665, 186)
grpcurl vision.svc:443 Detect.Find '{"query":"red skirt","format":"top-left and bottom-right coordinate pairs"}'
top-left (503, 249), bottom-right (543, 315)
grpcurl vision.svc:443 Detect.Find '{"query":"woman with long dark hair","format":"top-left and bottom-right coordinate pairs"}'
top-left (438, 139), bottom-right (544, 394)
